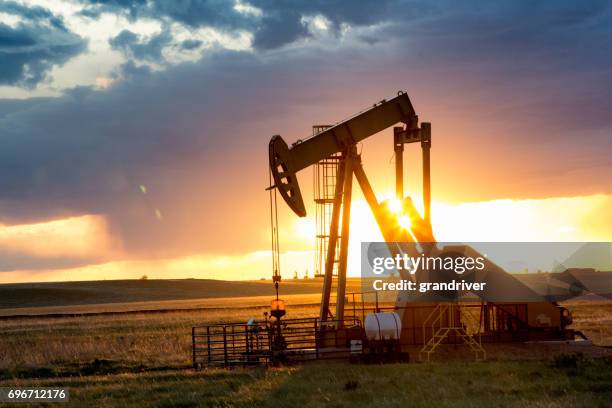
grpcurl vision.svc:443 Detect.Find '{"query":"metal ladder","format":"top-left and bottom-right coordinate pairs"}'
top-left (312, 125), bottom-right (343, 319)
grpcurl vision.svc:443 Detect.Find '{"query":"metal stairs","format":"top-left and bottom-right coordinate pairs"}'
top-left (419, 303), bottom-right (486, 362)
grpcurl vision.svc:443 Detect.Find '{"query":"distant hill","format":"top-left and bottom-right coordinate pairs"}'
top-left (1, 271), bottom-right (609, 310)
top-left (553, 242), bottom-right (612, 272)
top-left (0, 278), bottom-right (362, 309)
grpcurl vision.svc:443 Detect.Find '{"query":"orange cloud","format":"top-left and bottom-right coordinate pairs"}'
top-left (0, 194), bottom-right (610, 284)
top-left (0, 215), bottom-right (120, 260)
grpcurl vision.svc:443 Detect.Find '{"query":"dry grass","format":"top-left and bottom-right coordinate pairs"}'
top-left (0, 294), bottom-right (611, 406)
top-left (0, 298), bottom-right (321, 375)
top-left (561, 300), bottom-right (612, 346)
top-left (1, 296), bottom-right (610, 378)
top-left (0, 293), bottom-right (325, 316)
top-left (0, 278), bottom-right (364, 309)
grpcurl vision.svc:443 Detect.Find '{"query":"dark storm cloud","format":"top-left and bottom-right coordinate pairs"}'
top-left (248, 0), bottom-right (397, 49)
top-left (109, 29), bottom-right (172, 61)
top-left (80, 0), bottom-right (250, 29)
top-left (385, 0), bottom-right (612, 133)
top-left (117, 60), bottom-right (152, 79)
top-left (380, 1), bottom-right (612, 71)
top-left (78, 0), bottom-right (148, 21)
top-left (251, 12), bottom-right (310, 50)
top-left (0, 1), bottom-right (611, 272)
top-left (0, 50), bottom-right (354, 272)
top-left (0, 1), bottom-right (58, 21)
top-left (80, 0), bottom-right (397, 50)
top-left (181, 39), bottom-right (203, 50)
top-left (0, 1), bottom-right (87, 87)
top-left (0, 251), bottom-right (102, 272)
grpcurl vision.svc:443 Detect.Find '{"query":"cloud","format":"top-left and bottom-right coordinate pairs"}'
top-left (0, 1), bottom-right (610, 276)
top-left (116, 60), bottom-right (152, 79)
top-left (249, 0), bottom-right (396, 42)
top-left (109, 28), bottom-right (172, 61)
top-left (80, 0), bottom-right (397, 51)
top-left (181, 39), bottom-right (203, 50)
top-left (80, 0), bottom-right (252, 30)
top-left (251, 12), bottom-right (311, 50)
top-left (0, 47), bottom-right (401, 264)
top-left (0, 214), bottom-right (117, 271)
top-left (0, 1), bottom-right (87, 88)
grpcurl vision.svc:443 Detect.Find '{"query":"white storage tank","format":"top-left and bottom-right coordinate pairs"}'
top-left (364, 312), bottom-right (402, 341)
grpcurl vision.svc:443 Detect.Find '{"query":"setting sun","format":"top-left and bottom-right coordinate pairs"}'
top-left (387, 197), bottom-right (402, 214)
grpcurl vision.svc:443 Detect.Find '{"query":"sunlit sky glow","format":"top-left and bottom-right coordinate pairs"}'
top-left (1, 193), bottom-right (610, 283)
top-left (0, 1), bottom-right (610, 283)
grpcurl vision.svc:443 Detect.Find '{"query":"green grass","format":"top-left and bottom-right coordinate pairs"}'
top-left (2, 360), bottom-right (612, 407)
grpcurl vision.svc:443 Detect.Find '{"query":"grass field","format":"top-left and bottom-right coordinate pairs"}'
top-left (0, 279), bottom-right (360, 309)
top-left (3, 359), bottom-right (612, 407)
top-left (1, 279), bottom-right (611, 407)
top-left (0, 298), bottom-right (323, 377)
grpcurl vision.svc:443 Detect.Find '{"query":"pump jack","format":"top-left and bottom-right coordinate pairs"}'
top-left (270, 92), bottom-right (433, 323)
top-left (269, 90), bottom-right (578, 352)
top-left (190, 91), bottom-right (586, 368)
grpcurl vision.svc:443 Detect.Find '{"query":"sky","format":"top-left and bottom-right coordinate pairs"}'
top-left (0, 0), bottom-right (611, 283)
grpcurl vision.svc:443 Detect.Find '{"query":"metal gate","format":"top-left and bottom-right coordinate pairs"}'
top-left (192, 317), bottom-right (362, 368)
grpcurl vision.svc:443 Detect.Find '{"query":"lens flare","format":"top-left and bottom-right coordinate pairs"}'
top-left (388, 198), bottom-right (402, 214)
top-left (398, 215), bottom-right (411, 230)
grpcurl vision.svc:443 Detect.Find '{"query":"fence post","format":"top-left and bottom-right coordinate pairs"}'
top-left (335, 322), bottom-right (338, 347)
top-left (207, 326), bottom-right (211, 363)
top-left (232, 325), bottom-right (236, 357)
top-left (223, 326), bottom-right (228, 367)
top-left (314, 319), bottom-right (319, 360)
top-left (362, 293), bottom-right (365, 324)
top-left (192, 326), bottom-right (197, 369)
top-left (352, 293), bottom-right (356, 325)
top-left (244, 325), bottom-right (249, 367)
